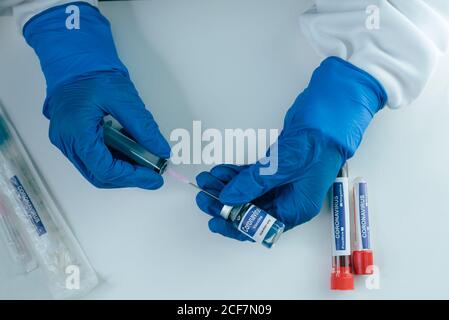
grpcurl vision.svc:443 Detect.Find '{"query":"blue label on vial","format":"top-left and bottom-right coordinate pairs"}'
top-left (10, 175), bottom-right (47, 236)
top-left (359, 183), bottom-right (370, 249)
top-left (332, 182), bottom-right (346, 251)
top-left (239, 206), bottom-right (267, 238)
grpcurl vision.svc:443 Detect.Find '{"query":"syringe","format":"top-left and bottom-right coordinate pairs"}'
top-left (102, 119), bottom-right (168, 174)
top-left (0, 197), bottom-right (37, 273)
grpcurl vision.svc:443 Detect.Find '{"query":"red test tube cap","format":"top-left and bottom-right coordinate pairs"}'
top-left (352, 250), bottom-right (374, 275)
top-left (331, 266), bottom-right (354, 290)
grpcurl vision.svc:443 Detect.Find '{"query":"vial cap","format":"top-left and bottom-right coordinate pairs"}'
top-left (352, 250), bottom-right (374, 275)
top-left (220, 205), bottom-right (233, 219)
top-left (330, 266), bottom-right (354, 290)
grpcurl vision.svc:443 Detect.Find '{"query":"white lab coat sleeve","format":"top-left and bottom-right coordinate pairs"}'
top-left (0, 0), bottom-right (98, 30)
top-left (300, 0), bottom-right (449, 108)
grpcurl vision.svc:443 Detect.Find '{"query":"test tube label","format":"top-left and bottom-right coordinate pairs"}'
top-left (332, 178), bottom-right (350, 255)
top-left (357, 182), bottom-right (370, 249)
top-left (238, 205), bottom-right (275, 243)
top-left (10, 175), bottom-right (47, 236)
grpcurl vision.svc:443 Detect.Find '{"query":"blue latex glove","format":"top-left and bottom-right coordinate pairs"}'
top-left (23, 2), bottom-right (170, 189)
top-left (196, 57), bottom-right (387, 241)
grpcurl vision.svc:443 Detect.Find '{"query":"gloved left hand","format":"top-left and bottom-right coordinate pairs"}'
top-left (23, 2), bottom-right (170, 189)
top-left (196, 57), bottom-right (387, 241)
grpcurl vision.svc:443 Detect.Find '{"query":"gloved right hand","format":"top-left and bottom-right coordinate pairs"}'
top-left (23, 3), bottom-right (170, 189)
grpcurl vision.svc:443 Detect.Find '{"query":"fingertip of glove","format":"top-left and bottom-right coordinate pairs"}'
top-left (208, 218), bottom-right (234, 236)
top-left (219, 184), bottom-right (252, 206)
top-left (142, 177), bottom-right (164, 190)
top-left (159, 139), bottom-right (172, 159)
top-left (196, 192), bottom-right (222, 217)
top-left (195, 191), bottom-right (207, 208)
top-left (133, 166), bottom-right (164, 190)
top-left (207, 218), bottom-right (221, 234)
top-left (195, 171), bottom-right (212, 188)
top-left (152, 135), bottom-right (171, 159)
top-left (210, 164), bottom-right (242, 181)
top-left (208, 218), bottom-right (252, 242)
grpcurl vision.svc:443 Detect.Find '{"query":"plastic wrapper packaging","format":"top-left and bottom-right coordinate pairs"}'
top-left (0, 102), bottom-right (98, 299)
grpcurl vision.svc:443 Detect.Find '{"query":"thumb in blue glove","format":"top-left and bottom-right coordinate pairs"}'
top-left (196, 57), bottom-right (387, 241)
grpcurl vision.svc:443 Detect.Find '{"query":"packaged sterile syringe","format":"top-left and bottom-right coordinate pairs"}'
top-left (0, 102), bottom-right (98, 299)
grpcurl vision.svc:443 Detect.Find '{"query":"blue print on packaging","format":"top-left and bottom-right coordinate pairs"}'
top-left (359, 183), bottom-right (370, 249)
top-left (239, 206), bottom-right (266, 238)
top-left (332, 182), bottom-right (346, 251)
top-left (10, 175), bottom-right (47, 236)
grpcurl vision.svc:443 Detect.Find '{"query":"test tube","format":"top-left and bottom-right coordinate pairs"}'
top-left (330, 163), bottom-right (354, 290)
top-left (352, 178), bottom-right (374, 275)
top-left (103, 120), bottom-right (168, 174)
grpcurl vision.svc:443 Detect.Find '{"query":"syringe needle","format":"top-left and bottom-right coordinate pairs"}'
top-left (188, 182), bottom-right (220, 201)
top-left (166, 168), bottom-right (221, 201)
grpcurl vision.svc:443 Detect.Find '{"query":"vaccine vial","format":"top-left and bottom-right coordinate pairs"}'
top-left (352, 177), bottom-right (374, 275)
top-left (220, 204), bottom-right (285, 248)
top-left (330, 163), bottom-right (354, 290)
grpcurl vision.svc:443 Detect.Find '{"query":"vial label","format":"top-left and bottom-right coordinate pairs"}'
top-left (238, 205), bottom-right (276, 243)
top-left (331, 178), bottom-right (350, 256)
top-left (357, 182), bottom-right (370, 250)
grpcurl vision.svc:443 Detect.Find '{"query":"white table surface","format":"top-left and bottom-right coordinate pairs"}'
top-left (1, 0), bottom-right (449, 300)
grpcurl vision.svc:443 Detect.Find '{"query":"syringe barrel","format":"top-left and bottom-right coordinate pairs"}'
top-left (103, 120), bottom-right (168, 174)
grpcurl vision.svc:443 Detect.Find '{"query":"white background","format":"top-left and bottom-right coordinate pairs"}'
top-left (1, 0), bottom-right (449, 299)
